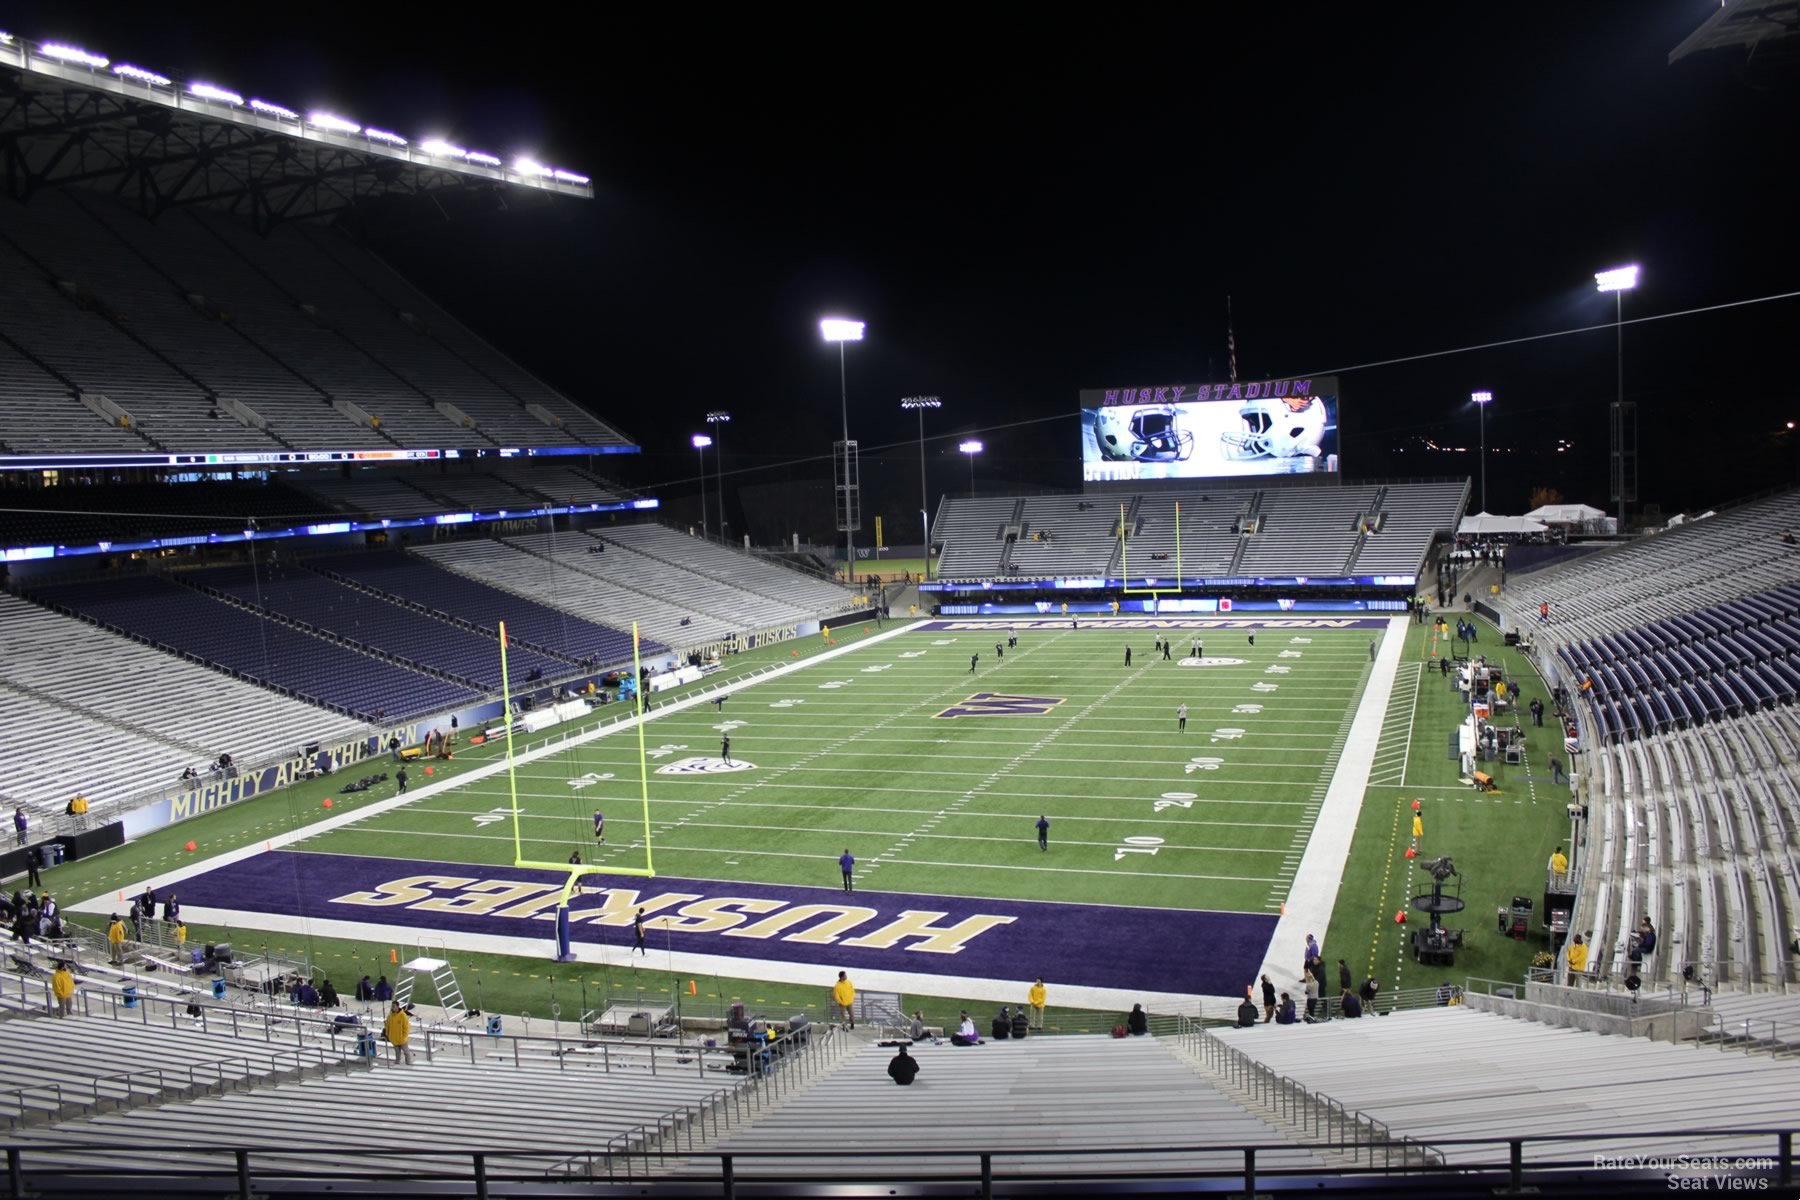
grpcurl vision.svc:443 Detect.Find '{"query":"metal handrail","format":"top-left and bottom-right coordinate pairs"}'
top-left (0, 1083), bottom-right (65, 1129)
top-left (8, 1128), bottom-right (1789, 1194)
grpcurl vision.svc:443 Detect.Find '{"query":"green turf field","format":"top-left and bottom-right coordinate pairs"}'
top-left (297, 622), bottom-right (1378, 917)
top-left (46, 612), bottom-right (1567, 1023)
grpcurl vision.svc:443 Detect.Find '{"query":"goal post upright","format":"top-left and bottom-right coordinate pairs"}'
top-left (1120, 498), bottom-right (1181, 599)
top-left (499, 620), bottom-right (524, 867)
top-left (499, 618), bottom-right (655, 884)
top-left (633, 620), bottom-right (656, 877)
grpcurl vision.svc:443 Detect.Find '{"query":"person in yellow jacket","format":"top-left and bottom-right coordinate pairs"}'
top-left (1027, 979), bottom-right (1047, 1030)
top-left (51, 962), bottom-right (75, 1018)
top-left (1549, 847), bottom-right (1569, 879)
top-left (1566, 934), bottom-right (1590, 981)
top-left (384, 1001), bottom-right (414, 1064)
top-left (831, 970), bottom-right (856, 1030)
top-left (107, 913), bottom-right (127, 965)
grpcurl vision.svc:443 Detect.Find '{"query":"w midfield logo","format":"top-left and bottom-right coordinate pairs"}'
top-left (935, 693), bottom-right (1067, 719)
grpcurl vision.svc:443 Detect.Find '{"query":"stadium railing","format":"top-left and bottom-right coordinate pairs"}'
top-left (2, 1129), bottom-right (1793, 1197)
top-left (0, 964), bottom-right (838, 1082)
top-left (1175, 1014), bottom-right (1441, 1172)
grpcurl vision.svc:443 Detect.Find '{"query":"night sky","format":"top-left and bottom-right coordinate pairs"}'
top-left (10, 3), bottom-right (1798, 540)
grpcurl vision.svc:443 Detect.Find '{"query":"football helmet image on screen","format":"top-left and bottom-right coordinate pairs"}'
top-left (1094, 405), bottom-right (1197, 462)
top-left (1221, 395), bottom-right (1328, 461)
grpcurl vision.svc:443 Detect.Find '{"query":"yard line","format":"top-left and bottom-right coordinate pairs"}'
top-left (386, 800), bottom-right (1305, 829)
top-left (438, 779), bottom-right (1323, 809)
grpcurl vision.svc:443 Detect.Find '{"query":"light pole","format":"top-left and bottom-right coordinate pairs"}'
top-left (1471, 391), bottom-right (1493, 513)
top-left (820, 318), bottom-right (864, 584)
top-left (691, 433), bottom-right (713, 539)
top-left (901, 396), bottom-right (941, 577)
top-left (705, 410), bottom-right (730, 540)
top-left (1595, 264), bottom-right (1640, 535)
top-left (959, 439), bottom-right (983, 498)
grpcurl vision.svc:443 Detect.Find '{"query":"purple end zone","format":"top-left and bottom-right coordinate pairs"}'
top-left (916, 616), bottom-right (1392, 631)
top-left (174, 851), bottom-right (1276, 996)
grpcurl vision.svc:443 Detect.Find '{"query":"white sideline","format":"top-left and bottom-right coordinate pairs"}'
top-left (72, 620), bottom-right (918, 911)
top-left (1262, 616), bottom-right (1407, 983)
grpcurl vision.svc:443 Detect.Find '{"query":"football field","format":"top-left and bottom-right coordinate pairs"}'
top-left (100, 616), bottom-right (1397, 1007)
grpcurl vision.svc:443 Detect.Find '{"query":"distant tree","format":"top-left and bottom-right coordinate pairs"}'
top-left (1528, 487), bottom-right (1564, 510)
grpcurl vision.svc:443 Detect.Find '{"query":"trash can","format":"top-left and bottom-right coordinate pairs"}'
top-left (211, 979), bottom-right (228, 1001)
top-left (355, 1031), bottom-right (377, 1058)
top-left (48, 843), bottom-right (65, 866)
top-left (122, 984), bottom-right (138, 1009)
top-left (486, 1014), bottom-right (503, 1037)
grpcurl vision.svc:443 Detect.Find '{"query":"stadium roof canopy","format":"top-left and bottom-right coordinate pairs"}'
top-left (1669, 0), bottom-right (1800, 67)
top-left (0, 33), bottom-right (593, 231)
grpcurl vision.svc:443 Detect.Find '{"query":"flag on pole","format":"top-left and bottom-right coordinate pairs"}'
top-left (1226, 295), bottom-right (1238, 384)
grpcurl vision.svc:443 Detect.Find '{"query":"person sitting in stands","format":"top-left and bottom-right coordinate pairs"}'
top-left (297, 978), bottom-right (321, 1007)
top-left (991, 1006), bottom-right (1012, 1040)
top-left (1276, 993), bottom-right (1298, 1025)
top-left (1010, 1008), bottom-right (1029, 1039)
top-left (910, 1010), bottom-right (927, 1041)
top-left (1235, 993), bottom-right (1259, 1027)
top-left (319, 979), bottom-right (341, 1008)
top-left (951, 1012), bottom-right (981, 1046)
top-left (374, 975), bottom-right (393, 1002)
top-left (1340, 989), bottom-right (1364, 1019)
top-left (356, 975), bottom-right (375, 1002)
top-left (886, 1045), bottom-right (919, 1086)
top-left (1127, 1004), bottom-right (1149, 1036)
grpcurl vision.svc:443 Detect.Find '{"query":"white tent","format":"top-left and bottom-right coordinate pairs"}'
top-left (1525, 503), bottom-right (1606, 525)
top-left (1458, 512), bottom-right (1549, 535)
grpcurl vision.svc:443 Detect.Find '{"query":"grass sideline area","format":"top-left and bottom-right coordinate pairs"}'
top-left (36, 612), bottom-right (1566, 1026)
top-left (1325, 613), bottom-right (1564, 998)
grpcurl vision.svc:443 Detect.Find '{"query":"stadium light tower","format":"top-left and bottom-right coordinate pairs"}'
top-left (959, 439), bottom-right (984, 498)
top-left (901, 396), bottom-right (942, 577)
top-left (1596, 265), bottom-right (1639, 535)
top-left (705, 411), bottom-right (731, 539)
top-left (1471, 391), bottom-right (1493, 513)
top-left (821, 318), bottom-right (865, 584)
top-left (691, 433), bottom-right (713, 539)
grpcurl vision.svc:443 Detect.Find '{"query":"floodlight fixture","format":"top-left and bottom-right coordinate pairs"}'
top-left (189, 82), bottom-right (244, 106)
top-left (691, 434), bottom-right (713, 450)
top-left (959, 439), bottom-right (983, 498)
top-left (901, 396), bottom-right (942, 410)
top-left (820, 318), bottom-right (865, 343)
top-left (705, 411), bottom-right (731, 424)
top-left (1597, 263), bottom-right (1642, 533)
top-left (308, 112), bottom-right (361, 135)
top-left (0, 33), bottom-right (14, 46)
top-left (1594, 265), bottom-right (1640, 293)
top-left (515, 158), bottom-right (552, 178)
top-left (112, 64), bottom-right (172, 87)
top-left (363, 127), bottom-right (407, 146)
top-left (250, 99), bottom-right (299, 120)
top-left (421, 138), bottom-right (467, 158)
top-left (467, 151), bottom-right (502, 167)
top-left (1471, 392), bottom-right (1493, 511)
top-left (552, 169), bottom-right (590, 185)
top-left (40, 43), bottom-right (109, 69)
